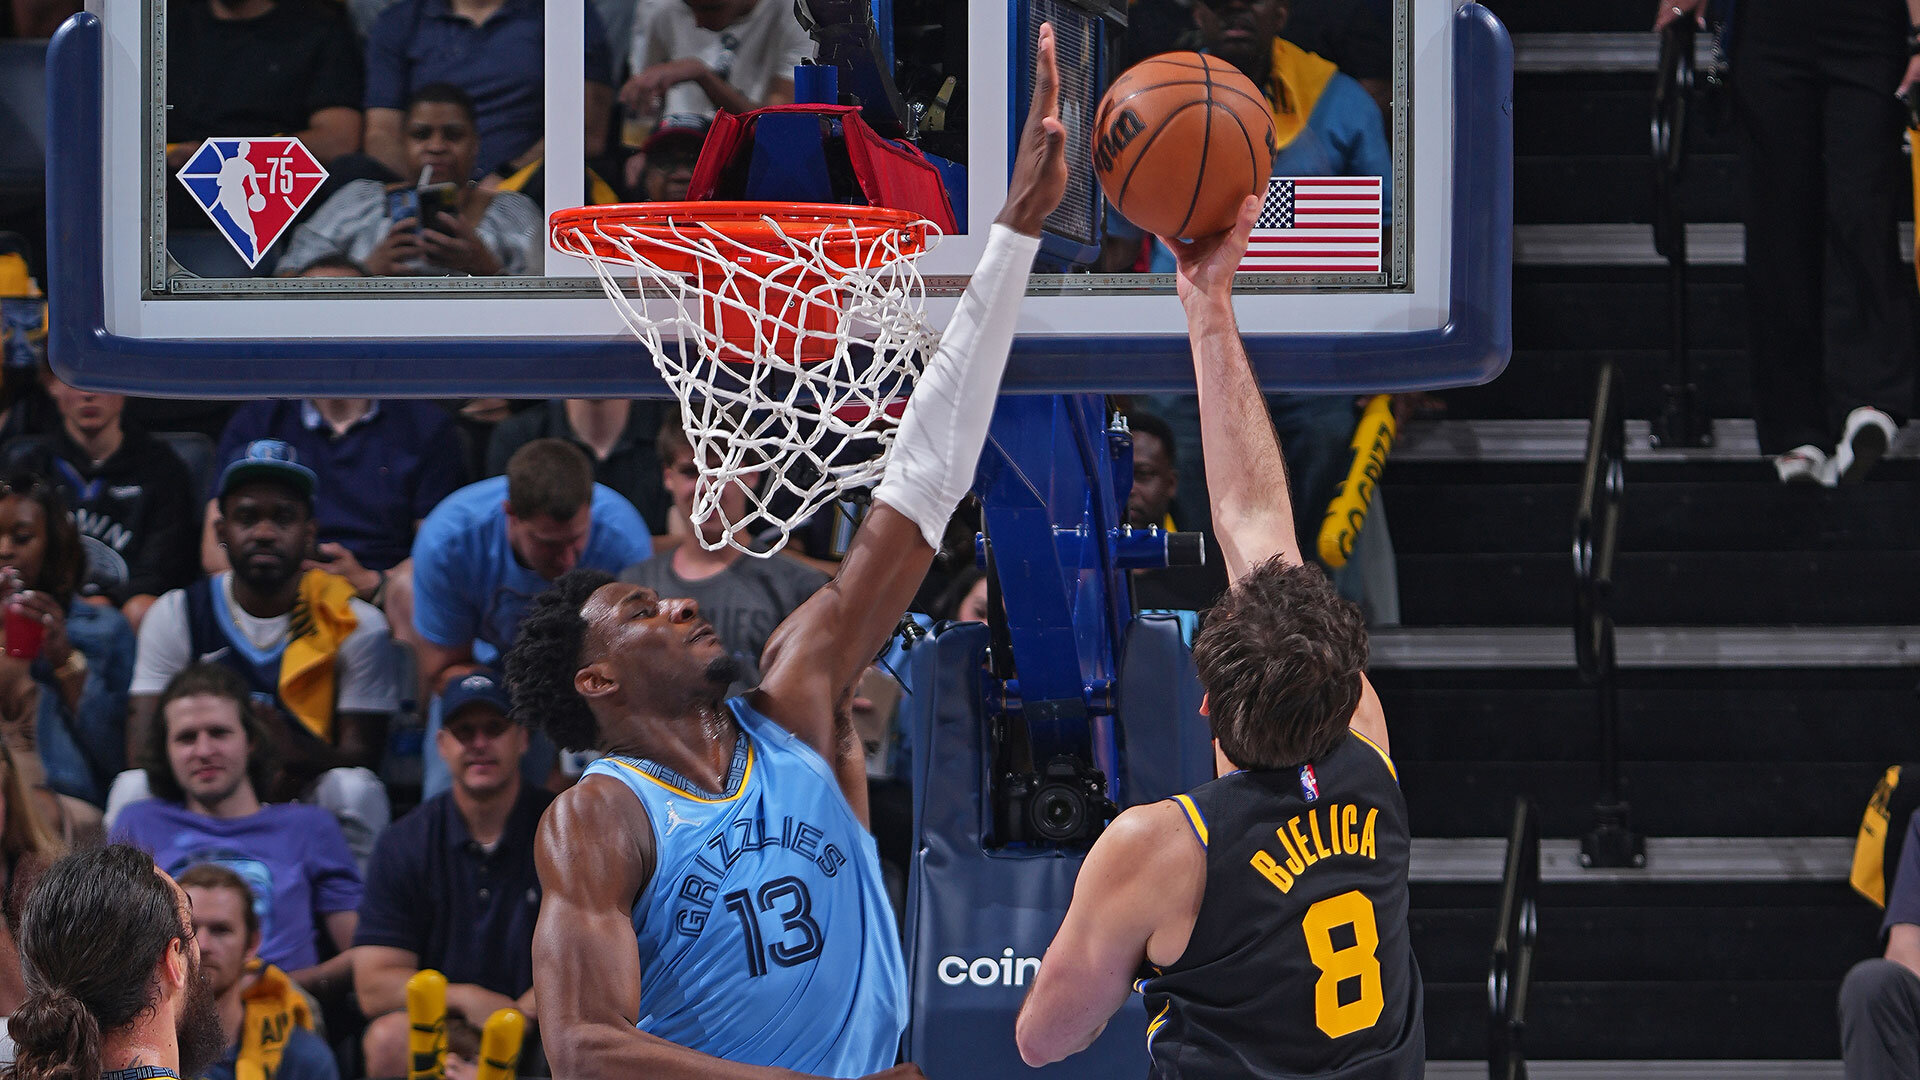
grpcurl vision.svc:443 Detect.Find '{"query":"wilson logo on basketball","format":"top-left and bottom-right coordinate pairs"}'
top-left (1093, 108), bottom-right (1145, 175)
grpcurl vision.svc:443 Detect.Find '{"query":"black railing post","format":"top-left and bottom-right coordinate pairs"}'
top-left (1488, 797), bottom-right (1539, 1080)
top-left (1575, 362), bottom-right (1644, 869)
top-left (1650, 19), bottom-right (1712, 449)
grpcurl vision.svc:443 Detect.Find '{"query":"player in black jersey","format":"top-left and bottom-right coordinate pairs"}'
top-left (1014, 194), bottom-right (1423, 1079)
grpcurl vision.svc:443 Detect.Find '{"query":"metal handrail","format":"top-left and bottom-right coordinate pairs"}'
top-left (1573, 362), bottom-right (1621, 684)
top-left (1649, 18), bottom-right (1711, 447)
top-left (1573, 362), bottom-right (1643, 869)
top-left (1487, 797), bottom-right (1540, 1080)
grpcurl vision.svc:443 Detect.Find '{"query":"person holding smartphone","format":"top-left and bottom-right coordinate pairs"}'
top-left (280, 83), bottom-right (542, 278)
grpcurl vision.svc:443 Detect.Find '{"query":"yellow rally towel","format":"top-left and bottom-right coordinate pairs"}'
top-left (236, 960), bottom-right (315, 1080)
top-left (1911, 127), bottom-right (1920, 289)
top-left (280, 569), bottom-right (359, 743)
top-left (1266, 38), bottom-right (1340, 152)
top-left (1854, 765), bottom-right (1902, 907)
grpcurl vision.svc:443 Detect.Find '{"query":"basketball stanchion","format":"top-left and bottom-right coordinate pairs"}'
top-left (405, 969), bottom-right (448, 1080)
top-left (1317, 395), bottom-right (1396, 569)
top-left (477, 1009), bottom-right (526, 1080)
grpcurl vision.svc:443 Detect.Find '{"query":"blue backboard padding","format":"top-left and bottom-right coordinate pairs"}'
top-left (744, 113), bottom-right (835, 203)
top-left (46, 6), bottom-right (1511, 398)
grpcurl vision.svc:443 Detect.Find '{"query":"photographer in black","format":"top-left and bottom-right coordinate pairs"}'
top-left (280, 83), bottom-right (542, 278)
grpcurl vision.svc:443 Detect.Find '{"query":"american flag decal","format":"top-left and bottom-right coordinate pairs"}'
top-left (1240, 176), bottom-right (1384, 274)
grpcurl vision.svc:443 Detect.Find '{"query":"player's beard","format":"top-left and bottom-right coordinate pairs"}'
top-left (703, 652), bottom-right (742, 688)
top-left (175, 965), bottom-right (228, 1079)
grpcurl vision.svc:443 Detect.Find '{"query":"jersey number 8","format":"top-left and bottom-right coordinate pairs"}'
top-left (1302, 890), bottom-right (1385, 1039)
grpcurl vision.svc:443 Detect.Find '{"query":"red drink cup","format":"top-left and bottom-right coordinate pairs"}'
top-left (4, 604), bottom-right (45, 660)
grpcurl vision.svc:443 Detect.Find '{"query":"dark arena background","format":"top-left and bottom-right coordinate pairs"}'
top-left (0, 0), bottom-right (1916, 1076)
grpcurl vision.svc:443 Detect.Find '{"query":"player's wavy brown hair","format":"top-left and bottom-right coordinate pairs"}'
top-left (1191, 556), bottom-right (1367, 770)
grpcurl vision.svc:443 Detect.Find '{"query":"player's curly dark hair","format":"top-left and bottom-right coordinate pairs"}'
top-left (1191, 556), bottom-right (1367, 771)
top-left (503, 569), bottom-right (616, 754)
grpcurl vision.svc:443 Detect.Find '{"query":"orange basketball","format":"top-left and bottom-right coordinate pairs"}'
top-left (1091, 52), bottom-right (1277, 241)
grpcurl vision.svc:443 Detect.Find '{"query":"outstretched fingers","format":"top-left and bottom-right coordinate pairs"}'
top-left (1032, 22), bottom-right (1059, 127)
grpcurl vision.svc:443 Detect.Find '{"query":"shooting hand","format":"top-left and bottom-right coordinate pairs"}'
top-left (996, 22), bottom-right (1068, 237)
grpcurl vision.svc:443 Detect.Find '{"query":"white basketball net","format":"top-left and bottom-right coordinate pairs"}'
top-left (558, 213), bottom-right (942, 557)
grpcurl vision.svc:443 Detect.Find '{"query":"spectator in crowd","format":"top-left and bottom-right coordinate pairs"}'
top-left (0, 471), bottom-right (135, 834)
top-left (935, 566), bottom-right (990, 625)
top-left (486, 399), bottom-right (671, 536)
top-left (362, 0), bottom-right (613, 188)
top-left (410, 438), bottom-right (649, 797)
top-left (0, 738), bottom-right (62, 1020)
top-left (1660, 0), bottom-right (1911, 484)
top-left (622, 113), bottom-right (708, 201)
top-left (1124, 0), bottom-right (1388, 113)
top-left (179, 863), bottom-right (339, 1080)
top-left (1841, 798), bottom-right (1920, 1077)
top-left (354, 670), bottom-right (547, 1077)
top-left (208, 388), bottom-right (466, 604)
top-left (5, 846), bottom-right (229, 1080)
top-left (622, 0), bottom-right (812, 126)
top-left (281, 85), bottom-right (543, 278)
top-left (112, 664), bottom-right (362, 1000)
top-left (618, 414), bottom-right (826, 687)
top-left (118, 440), bottom-right (398, 857)
top-left (0, 239), bottom-right (55, 448)
top-left (3, 367), bottom-right (199, 631)
top-left (163, 0), bottom-right (363, 178)
top-left (0, 0), bottom-right (76, 36)
top-left (1123, 411), bottom-right (1228, 622)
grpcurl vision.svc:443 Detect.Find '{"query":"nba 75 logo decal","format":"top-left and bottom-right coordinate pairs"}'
top-left (176, 138), bottom-right (329, 268)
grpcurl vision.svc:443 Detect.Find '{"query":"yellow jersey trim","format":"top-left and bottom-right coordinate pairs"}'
top-left (1351, 730), bottom-right (1397, 782)
top-left (1145, 1001), bottom-right (1172, 1049)
top-left (1172, 794), bottom-right (1209, 847)
top-left (611, 743), bottom-right (756, 804)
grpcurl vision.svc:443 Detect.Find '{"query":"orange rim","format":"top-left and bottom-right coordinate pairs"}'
top-left (550, 201), bottom-right (931, 273)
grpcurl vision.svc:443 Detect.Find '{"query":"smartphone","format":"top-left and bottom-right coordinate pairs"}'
top-left (385, 187), bottom-right (422, 228)
top-left (415, 182), bottom-right (459, 232)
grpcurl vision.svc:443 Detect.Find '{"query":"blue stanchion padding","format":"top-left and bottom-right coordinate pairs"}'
top-left (1115, 613), bottom-right (1212, 808)
top-left (745, 113), bottom-right (835, 203)
top-left (902, 623), bottom-right (1147, 1079)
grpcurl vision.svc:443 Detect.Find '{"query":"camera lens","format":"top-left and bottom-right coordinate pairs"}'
top-left (1030, 783), bottom-right (1086, 842)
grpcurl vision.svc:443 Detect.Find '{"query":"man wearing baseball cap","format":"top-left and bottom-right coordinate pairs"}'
top-left (352, 667), bottom-right (550, 1077)
top-left (624, 113), bottom-right (709, 201)
top-left (111, 439), bottom-right (401, 860)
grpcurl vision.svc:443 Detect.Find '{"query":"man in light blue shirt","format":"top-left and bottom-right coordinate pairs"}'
top-left (412, 438), bottom-right (651, 795)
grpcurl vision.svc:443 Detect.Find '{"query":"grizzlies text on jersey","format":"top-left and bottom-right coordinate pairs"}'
top-left (581, 696), bottom-right (907, 1077)
top-left (1138, 731), bottom-right (1424, 1079)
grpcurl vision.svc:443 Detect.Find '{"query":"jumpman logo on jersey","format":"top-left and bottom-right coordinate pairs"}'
top-left (175, 138), bottom-right (328, 268)
top-left (662, 800), bottom-right (701, 837)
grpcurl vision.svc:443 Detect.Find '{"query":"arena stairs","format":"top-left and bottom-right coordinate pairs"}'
top-left (1386, 1), bottom-right (1920, 1074)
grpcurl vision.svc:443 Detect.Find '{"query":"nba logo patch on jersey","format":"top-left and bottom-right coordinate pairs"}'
top-left (1298, 763), bottom-right (1320, 803)
top-left (175, 138), bottom-right (328, 268)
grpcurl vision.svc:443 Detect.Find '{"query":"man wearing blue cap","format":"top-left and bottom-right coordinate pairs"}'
top-left (111, 439), bottom-right (401, 859)
top-left (352, 667), bottom-right (550, 1077)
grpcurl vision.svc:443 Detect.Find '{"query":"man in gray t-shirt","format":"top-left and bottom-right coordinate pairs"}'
top-left (617, 416), bottom-right (828, 686)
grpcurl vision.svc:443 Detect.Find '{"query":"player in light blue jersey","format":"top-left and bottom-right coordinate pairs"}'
top-left (501, 24), bottom-right (1069, 1080)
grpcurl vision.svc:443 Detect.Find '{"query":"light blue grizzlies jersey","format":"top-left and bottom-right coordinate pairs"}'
top-left (581, 696), bottom-right (908, 1076)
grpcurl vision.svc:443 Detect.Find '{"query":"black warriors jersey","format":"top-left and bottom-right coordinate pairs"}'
top-left (1137, 731), bottom-right (1423, 1079)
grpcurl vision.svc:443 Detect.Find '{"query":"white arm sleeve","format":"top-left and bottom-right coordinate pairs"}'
top-left (874, 224), bottom-right (1042, 549)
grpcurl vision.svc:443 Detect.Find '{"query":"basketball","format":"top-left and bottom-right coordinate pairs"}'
top-left (1091, 52), bottom-right (1276, 241)
top-left (247, 193), bottom-right (266, 213)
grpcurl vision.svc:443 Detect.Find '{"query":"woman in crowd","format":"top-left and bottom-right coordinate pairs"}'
top-left (0, 472), bottom-right (136, 844)
top-left (0, 734), bottom-right (64, 1029)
